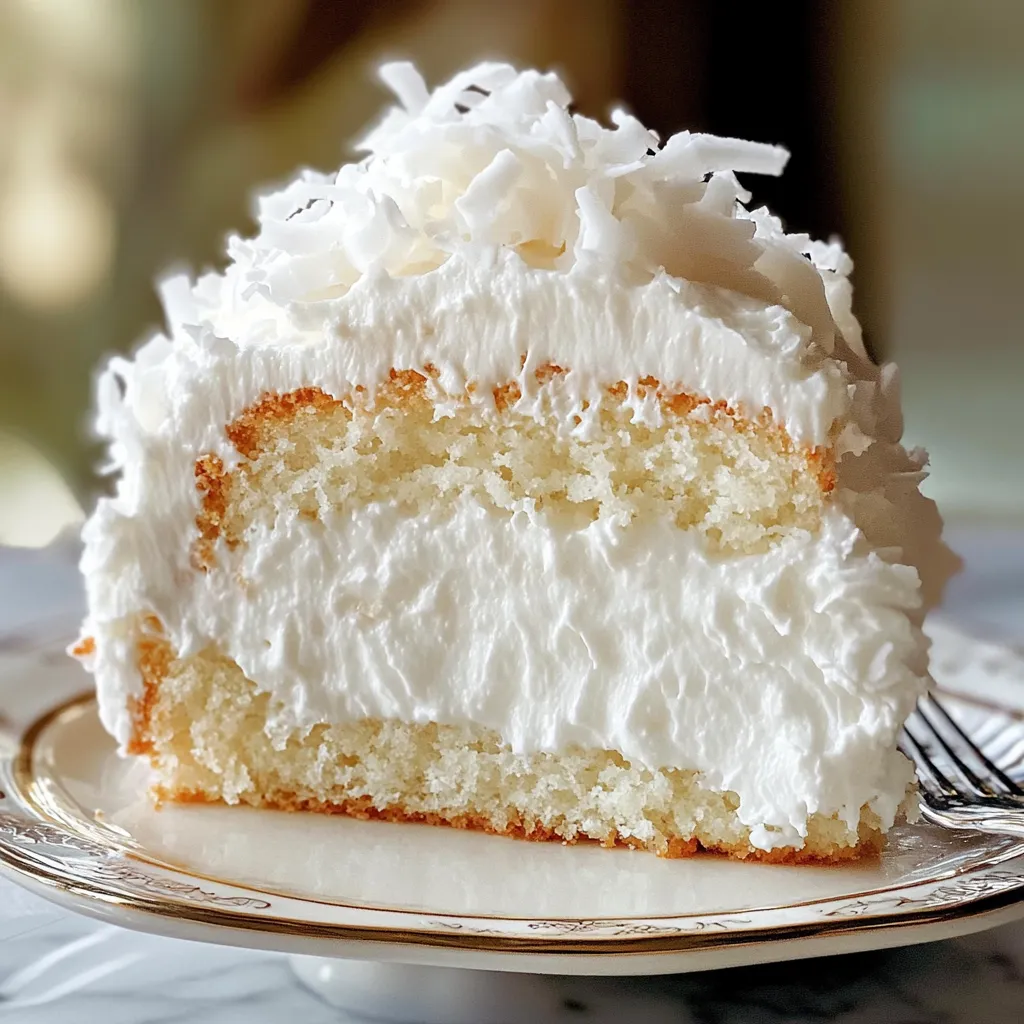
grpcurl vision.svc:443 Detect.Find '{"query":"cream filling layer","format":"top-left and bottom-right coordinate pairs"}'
top-left (128, 250), bottom-right (849, 448)
top-left (86, 499), bottom-right (925, 851)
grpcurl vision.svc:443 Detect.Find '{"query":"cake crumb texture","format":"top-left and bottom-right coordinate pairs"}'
top-left (197, 372), bottom-right (833, 567)
top-left (138, 637), bottom-right (884, 864)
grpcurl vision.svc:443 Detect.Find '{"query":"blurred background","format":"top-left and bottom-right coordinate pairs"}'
top-left (0, 0), bottom-right (1021, 548)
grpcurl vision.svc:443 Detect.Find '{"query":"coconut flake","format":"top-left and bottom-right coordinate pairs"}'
top-left (455, 149), bottom-right (524, 242)
top-left (379, 61), bottom-right (430, 114)
top-left (574, 185), bottom-right (634, 266)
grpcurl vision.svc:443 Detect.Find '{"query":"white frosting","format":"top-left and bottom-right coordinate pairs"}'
top-left (75, 62), bottom-right (957, 850)
top-left (123, 250), bottom-right (851, 447)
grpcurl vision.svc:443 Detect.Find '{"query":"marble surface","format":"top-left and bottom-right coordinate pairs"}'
top-left (1, 525), bottom-right (1023, 1023)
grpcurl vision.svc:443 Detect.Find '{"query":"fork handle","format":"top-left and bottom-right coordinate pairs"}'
top-left (922, 807), bottom-right (1024, 838)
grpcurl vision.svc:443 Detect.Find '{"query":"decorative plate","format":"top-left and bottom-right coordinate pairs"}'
top-left (2, 618), bottom-right (1024, 977)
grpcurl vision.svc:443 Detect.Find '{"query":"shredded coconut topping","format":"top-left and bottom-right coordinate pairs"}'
top-left (180, 61), bottom-right (865, 358)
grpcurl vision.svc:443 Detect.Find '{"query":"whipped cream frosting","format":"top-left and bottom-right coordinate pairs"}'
top-left (77, 62), bottom-right (957, 850)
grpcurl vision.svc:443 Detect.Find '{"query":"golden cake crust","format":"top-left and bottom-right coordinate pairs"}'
top-left (157, 786), bottom-right (881, 864)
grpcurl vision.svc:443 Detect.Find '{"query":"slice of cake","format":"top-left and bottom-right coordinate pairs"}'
top-left (72, 62), bottom-right (957, 862)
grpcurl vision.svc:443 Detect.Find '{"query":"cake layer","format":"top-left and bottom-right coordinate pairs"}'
top-left (85, 497), bottom-right (923, 853)
top-left (136, 644), bottom-right (887, 863)
top-left (197, 374), bottom-right (832, 561)
top-left (94, 249), bottom-right (953, 608)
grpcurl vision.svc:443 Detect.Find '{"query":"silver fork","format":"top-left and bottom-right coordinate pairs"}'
top-left (900, 693), bottom-right (1024, 838)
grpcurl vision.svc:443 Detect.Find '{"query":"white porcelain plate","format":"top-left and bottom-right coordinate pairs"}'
top-left (2, 619), bottom-right (1024, 977)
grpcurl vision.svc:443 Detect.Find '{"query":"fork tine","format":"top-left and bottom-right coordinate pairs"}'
top-left (914, 701), bottom-right (996, 797)
top-left (983, 732), bottom-right (1024, 772)
top-left (923, 695), bottom-right (1024, 796)
top-left (900, 724), bottom-right (958, 799)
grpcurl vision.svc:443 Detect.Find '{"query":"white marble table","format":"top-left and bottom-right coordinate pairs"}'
top-left (2, 527), bottom-right (1023, 1023)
